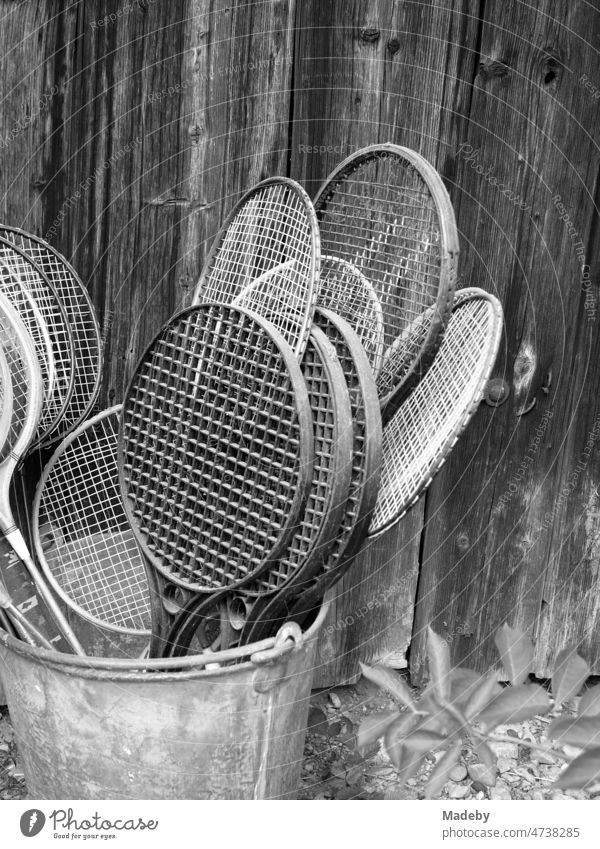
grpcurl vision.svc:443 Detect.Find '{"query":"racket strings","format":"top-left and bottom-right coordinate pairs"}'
top-left (0, 262), bottom-right (54, 407)
top-left (318, 256), bottom-right (385, 376)
top-left (316, 155), bottom-right (446, 367)
top-left (0, 229), bottom-right (102, 435)
top-left (36, 412), bottom-right (150, 632)
top-left (0, 244), bottom-right (73, 442)
top-left (197, 180), bottom-right (320, 356)
top-left (121, 306), bottom-right (311, 591)
top-left (304, 311), bottom-right (373, 580)
top-left (245, 328), bottom-right (350, 594)
top-left (370, 295), bottom-right (502, 533)
top-left (0, 311), bottom-right (36, 463)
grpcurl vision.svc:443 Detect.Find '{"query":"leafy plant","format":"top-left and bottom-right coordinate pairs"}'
top-left (358, 624), bottom-right (600, 798)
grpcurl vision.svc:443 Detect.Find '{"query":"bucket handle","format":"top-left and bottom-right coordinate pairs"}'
top-left (250, 623), bottom-right (304, 693)
top-left (250, 622), bottom-right (303, 666)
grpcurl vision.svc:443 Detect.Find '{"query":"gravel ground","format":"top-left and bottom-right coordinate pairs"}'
top-left (1, 676), bottom-right (596, 801)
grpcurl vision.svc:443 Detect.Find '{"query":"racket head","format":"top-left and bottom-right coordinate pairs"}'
top-left (318, 255), bottom-right (385, 378)
top-left (0, 226), bottom-right (103, 438)
top-left (0, 254), bottom-right (55, 410)
top-left (368, 287), bottom-right (504, 538)
top-left (222, 324), bottom-right (354, 598)
top-left (192, 177), bottom-right (321, 358)
top-left (314, 143), bottom-right (458, 405)
top-left (0, 344), bottom-right (14, 454)
top-left (118, 302), bottom-right (315, 595)
top-left (0, 291), bottom-right (44, 467)
top-left (0, 237), bottom-right (76, 448)
top-left (243, 307), bottom-right (383, 642)
top-left (32, 406), bottom-right (151, 636)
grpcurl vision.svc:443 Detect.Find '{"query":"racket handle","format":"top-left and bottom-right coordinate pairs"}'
top-left (3, 527), bottom-right (86, 656)
top-left (0, 591), bottom-right (53, 650)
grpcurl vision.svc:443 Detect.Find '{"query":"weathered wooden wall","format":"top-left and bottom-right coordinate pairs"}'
top-left (1, 0), bottom-right (599, 682)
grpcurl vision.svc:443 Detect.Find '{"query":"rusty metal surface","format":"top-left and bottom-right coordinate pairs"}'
top-left (0, 603), bottom-right (328, 800)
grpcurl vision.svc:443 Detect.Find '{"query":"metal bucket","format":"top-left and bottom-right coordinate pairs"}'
top-left (0, 603), bottom-right (328, 800)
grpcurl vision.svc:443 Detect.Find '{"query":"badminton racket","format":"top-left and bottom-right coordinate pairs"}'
top-left (0, 225), bottom-right (102, 439)
top-left (32, 406), bottom-right (151, 637)
top-left (0, 291), bottom-right (85, 654)
top-left (242, 307), bottom-right (383, 642)
top-left (0, 237), bottom-right (76, 448)
top-left (161, 324), bottom-right (355, 656)
top-left (317, 255), bottom-right (385, 378)
top-left (118, 303), bottom-right (314, 654)
top-left (368, 287), bottom-right (504, 536)
top-left (313, 143), bottom-right (459, 415)
top-left (193, 177), bottom-right (321, 358)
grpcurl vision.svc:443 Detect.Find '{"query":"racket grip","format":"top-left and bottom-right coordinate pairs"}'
top-left (4, 527), bottom-right (86, 656)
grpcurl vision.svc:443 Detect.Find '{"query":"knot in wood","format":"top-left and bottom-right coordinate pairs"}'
top-left (387, 37), bottom-right (401, 55)
top-left (359, 27), bottom-right (381, 44)
top-left (455, 533), bottom-right (470, 553)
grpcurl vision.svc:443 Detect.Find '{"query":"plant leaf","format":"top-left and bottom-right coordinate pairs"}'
top-left (356, 710), bottom-right (398, 755)
top-left (383, 715), bottom-right (428, 787)
top-left (552, 646), bottom-right (590, 706)
top-left (474, 740), bottom-right (498, 771)
top-left (383, 713), bottom-right (418, 769)
top-left (464, 672), bottom-right (503, 719)
top-left (579, 685), bottom-right (600, 718)
top-left (402, 728), bottom-right (448, 755)
top-left (427, 626), bottom-right (451, 702)
top-left (449, 667), bottom-right (487, 709)
top-left (555, 748), bottom-right (600, 789)
top-left (494, 623), bottom-right (534, 685)
top-left (359, 662), bottom-right (415, 710)
top-left (425, 742), bottom-right (462, 799)
top-left (477, 683), bottom-right (551, 730)
top-left (547, 715), bottom-right (600, 749)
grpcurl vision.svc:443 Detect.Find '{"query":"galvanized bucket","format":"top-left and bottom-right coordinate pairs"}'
top-left (0, 603), bottom-right (328, 800)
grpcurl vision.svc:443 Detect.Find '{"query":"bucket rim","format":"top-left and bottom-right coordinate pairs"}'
top-left (0, 601), bottom-right (330, 680)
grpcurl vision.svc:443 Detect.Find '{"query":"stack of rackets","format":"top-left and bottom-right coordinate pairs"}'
top-left (0, 144), bottom-right (504, 662)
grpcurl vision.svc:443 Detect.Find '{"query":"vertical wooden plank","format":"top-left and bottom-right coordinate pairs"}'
top-left (178, 0), bottom-right (296, 307)
top-left (411, 0), bottom-right (600, 679)
top-left (0, 0), bottom-right (50, 229)
top-left (292, 0), bottom-right (483, 687)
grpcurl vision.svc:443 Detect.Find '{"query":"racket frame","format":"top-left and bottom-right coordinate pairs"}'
top-left (0, 291), bottom-right (85, 655)
top-left (118, 303), bottom-right (315, 652)
top-left (368, 287), bottom-right (504, 538)
top-left (32, 405), bottom-right (152, 637)
top-left (192, 176), bottom-right (321, 358)
top-left (0, 225), bottom-right (103, 438)
top-left (313, 142), bottom-right (459, 413)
